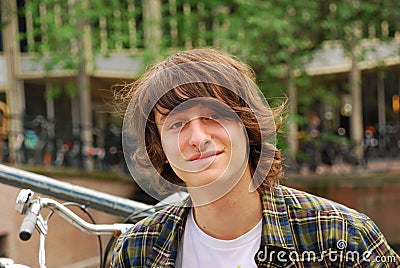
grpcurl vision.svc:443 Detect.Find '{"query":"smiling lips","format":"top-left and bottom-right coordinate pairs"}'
top-left (188, 150), bottom-right (222, 161)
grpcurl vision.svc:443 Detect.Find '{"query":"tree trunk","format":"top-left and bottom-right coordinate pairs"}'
top-left (143, 0), bottom-right (162, 56)
top-left (287, 69), bottom-right (299, 170)
top-left (2, 0), bottom-right (25, 163)
top-left (377, 71), bottom-right (386, 137)
top-left (349, 56), bottom-right (364, 163)
top-left (76, 0), bottom-right (94, 171)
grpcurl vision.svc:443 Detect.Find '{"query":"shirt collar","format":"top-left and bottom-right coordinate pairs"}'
top-left (146, 187), bottom-right (295, 267)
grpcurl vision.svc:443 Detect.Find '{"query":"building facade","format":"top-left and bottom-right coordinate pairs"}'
top-left (1, 0), bottom-right (399, 171)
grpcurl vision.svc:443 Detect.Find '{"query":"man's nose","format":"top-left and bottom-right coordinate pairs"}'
top-left (187, 118), bottom-right (211, 151)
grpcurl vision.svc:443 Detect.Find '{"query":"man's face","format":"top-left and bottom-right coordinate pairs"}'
top-left (154, 100), bottom-right (250, 189)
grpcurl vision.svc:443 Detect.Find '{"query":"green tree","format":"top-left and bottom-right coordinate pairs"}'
top-left (223, 1), bottom-right (327, 165)
top-left (10, 0), bottom-right (400, 169)
top-left (222, 0), bottom-right (400, 165)
top-left (17, 0), bottom-right (148, 170)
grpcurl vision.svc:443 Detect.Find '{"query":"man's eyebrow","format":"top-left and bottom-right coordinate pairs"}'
top-left (156, 109), bottom-right (180, 125)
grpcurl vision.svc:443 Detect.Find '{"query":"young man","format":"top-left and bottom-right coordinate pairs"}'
top-left (111, 48), bottom-right (399, 267)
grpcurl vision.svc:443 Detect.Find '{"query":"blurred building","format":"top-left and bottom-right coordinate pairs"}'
top-left (0, 0), bottom-right (399, 171)
top-left (305, 40), bottom-right (400, 146)
top-left (1, 0), bottom-right (147, 170)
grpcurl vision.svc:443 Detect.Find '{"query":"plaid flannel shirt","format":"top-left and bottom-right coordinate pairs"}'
top-left (111, 185), bottom-right (400, 267)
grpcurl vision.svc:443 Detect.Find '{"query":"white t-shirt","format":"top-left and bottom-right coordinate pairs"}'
top-left (175, 209), bottom-right (262, 268)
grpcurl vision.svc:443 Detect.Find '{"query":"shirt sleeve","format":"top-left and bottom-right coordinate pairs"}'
top-left (110, 223), bottom-right (160, 268)
top-left (110, 233), bottom-right (135, 268)
top-left (355, 218), bottom-right (400, 267)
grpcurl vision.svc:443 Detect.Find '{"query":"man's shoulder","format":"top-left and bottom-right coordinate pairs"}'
top-left (122, 198), bottom-right (190, 237)
top-left (276, 185), bottom-right (369, 226)
top-left (111, 199), bottom-right (189, 267)
top-left (141, 201), bottom-right (188, 227)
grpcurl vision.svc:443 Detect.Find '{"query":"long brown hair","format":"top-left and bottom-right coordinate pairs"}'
top-left (116, 48), bottom-right (285, 194)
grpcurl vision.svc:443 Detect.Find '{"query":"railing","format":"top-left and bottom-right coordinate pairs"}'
top-left (0, 164), bottom-right (152, 217)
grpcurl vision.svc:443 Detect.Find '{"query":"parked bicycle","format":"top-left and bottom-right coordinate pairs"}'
top-left (0, 164), bottom-right (187, 268)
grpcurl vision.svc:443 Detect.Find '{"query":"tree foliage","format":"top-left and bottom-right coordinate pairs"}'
top-left (19, 0), bottom-right (145, 70)
top-left (18, 0), bottom-right (400, 84)
top-left (15, 0), bottom-right (400, 114)
top-left (320, 0), bottom-right (400, 60)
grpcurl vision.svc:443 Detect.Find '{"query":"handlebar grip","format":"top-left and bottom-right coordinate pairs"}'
top-left (19, 211), bottom-right (38, 241)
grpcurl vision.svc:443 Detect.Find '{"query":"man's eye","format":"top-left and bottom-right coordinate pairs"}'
top-left (207, 114), bottom-right (221, 120)
top-left (170, 121), bottom-right (185, 129)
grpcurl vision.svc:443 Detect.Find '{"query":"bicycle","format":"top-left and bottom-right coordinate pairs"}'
top-left (0, 164), bottom-right (188, 268)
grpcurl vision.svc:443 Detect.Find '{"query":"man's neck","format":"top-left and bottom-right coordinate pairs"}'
top-left (191, 175), bottom-right (262, 240)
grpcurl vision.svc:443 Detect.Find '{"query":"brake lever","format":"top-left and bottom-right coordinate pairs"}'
top-left (15, 189), bottom-right (34, 214)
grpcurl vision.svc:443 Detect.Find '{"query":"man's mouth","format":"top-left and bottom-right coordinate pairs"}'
top-left (187, 150), bottom-right (222, 161)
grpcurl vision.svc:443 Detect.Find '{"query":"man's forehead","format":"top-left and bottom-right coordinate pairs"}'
top-left (153, 96), bottom-right (234, 123)
top-left (155, 102), bottom-right (226, 124)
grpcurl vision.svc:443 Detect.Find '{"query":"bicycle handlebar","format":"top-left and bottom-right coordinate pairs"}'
top-left (15, 189), bottom-right (137, 268)
top-left (19, 207), bottom-right (38, 241)
top-left (16, 188), bottom-right (188, 240)
top-left (6, 164), bottom-right (189, 268)
top-left (16, 190), bottom-right (136, 240)
top-left (39, 197), bottom-right (135, 236)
